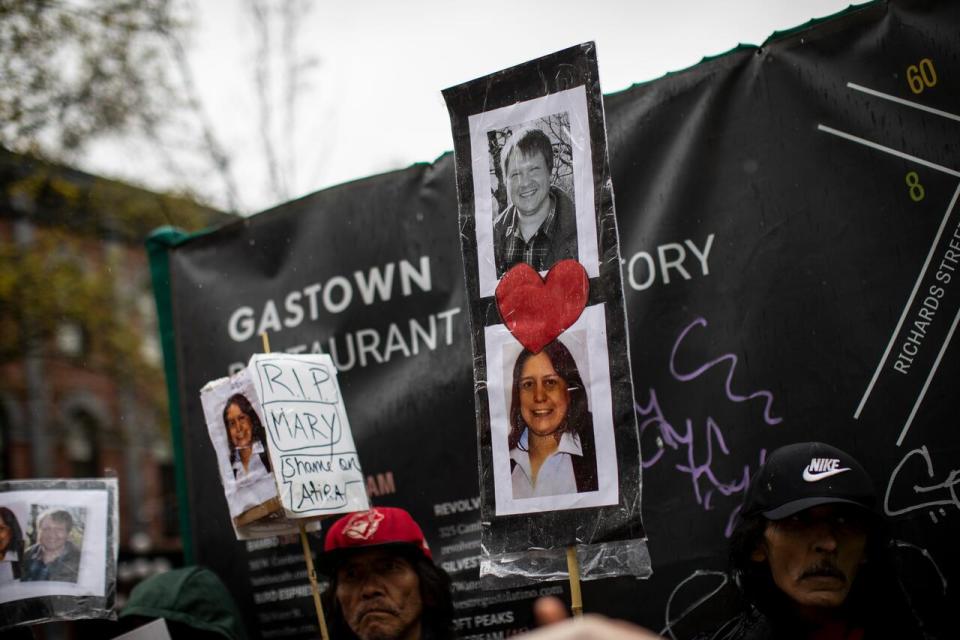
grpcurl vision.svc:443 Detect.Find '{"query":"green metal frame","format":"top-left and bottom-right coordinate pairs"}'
top-left (145, 226), bottom-right (213, 563)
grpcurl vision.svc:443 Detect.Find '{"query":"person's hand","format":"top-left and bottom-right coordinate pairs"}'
top-left (519, 613), bottom-right (663, 639)
top-left (527, 596), bottom-right (662, 639)
top-left (533, 596), bottom-right (570, 626)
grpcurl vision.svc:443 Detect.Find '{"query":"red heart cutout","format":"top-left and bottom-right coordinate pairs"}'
top-left (495, 260), bottom-right (589, 353)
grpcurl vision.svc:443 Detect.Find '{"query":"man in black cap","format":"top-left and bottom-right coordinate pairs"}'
top-left (320, 507), bottom-right (455, 640)
top-left (698, 442), bottom-right (930, 640)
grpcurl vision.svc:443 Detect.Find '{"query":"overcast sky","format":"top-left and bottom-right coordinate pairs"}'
top-left (79, 0), bottom-right (863, 215)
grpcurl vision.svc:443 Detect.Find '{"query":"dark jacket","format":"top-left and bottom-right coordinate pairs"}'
top-left (694, 605), bottom-right (857, 640)
top-left (571, 411), bottom-right (598, 492)
top-left (21, 541), bottom-right (81, 582)
top-left (120, 566), bottom-right (248, 640)
top-left (692, 570), bottom-right (936, 640)
top-left (493, 185), bottom-right (578, 277)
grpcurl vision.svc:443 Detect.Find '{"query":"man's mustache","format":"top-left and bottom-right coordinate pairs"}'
top-left (799, 562), bottom-right (846, 581)
top-left (353, 600), bottom-right (400, 623)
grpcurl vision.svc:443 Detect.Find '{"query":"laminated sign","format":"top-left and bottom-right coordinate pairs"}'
top-left (0, 478), bottom-right (119, 630)
top-left (443, 43), bottom-right (649, 585)
top-left (202, 367), bottom-right (286, 535)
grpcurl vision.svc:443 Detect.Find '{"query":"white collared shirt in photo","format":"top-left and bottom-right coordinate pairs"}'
top-left (510, 429), bottom-right (582, 499)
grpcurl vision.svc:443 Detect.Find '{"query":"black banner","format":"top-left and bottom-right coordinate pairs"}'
top-left (150, 1), bottom-right (958, 637)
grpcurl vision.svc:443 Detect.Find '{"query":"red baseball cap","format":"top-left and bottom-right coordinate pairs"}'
top-left (321, 507), bottom-right (431, 573)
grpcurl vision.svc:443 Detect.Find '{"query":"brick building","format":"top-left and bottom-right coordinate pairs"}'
top-left (0, 148), bottom-right (232, 561)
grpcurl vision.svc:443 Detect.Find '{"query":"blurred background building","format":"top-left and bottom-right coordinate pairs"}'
top-left (0, 147), bottom-right (231, 604)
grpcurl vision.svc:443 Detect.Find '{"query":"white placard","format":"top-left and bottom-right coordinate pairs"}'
top-left (486, 304), bottom-right (619, 515)
top-left (0, 487), bottom-right (112, 604)
top-left (249, 353), bottom-right (370, 517)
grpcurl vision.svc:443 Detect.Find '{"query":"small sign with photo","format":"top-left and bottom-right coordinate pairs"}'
top-left (202, 367), bottom-right (284, 528)
top-left (0, 478), bottom-right (118, 630)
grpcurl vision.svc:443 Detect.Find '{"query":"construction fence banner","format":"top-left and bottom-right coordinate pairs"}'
top-left (148, 1), bottom-right (957, 638)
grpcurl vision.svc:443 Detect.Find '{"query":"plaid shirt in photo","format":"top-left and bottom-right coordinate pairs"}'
top-left (499, 193), bottom-right (560, 272)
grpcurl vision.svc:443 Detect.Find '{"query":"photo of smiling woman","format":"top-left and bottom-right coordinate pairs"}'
top-left (201, 372), bottom-right (288, 531)
top-left (508, 340), bottom-right (598, 499)
top-left (222, 393), bottom-right (272, 482)
top-left (0, 507), bottom-right (25, 584)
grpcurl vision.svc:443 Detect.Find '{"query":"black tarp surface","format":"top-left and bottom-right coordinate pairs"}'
top-left (149, 1), bottom-right (958, 637)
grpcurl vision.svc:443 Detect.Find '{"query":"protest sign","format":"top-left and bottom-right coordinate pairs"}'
top-left (201, 368), bottom-right (284, 532)
top-left (201, 354), bottom-right (364, 539)
top-left (443, 42), bottom-right (647, 585)
top-left (0, 478), bottom-right (118, 630)
top-left (249, 353), bottom-right (369, 517)
top-left (113, 618), bottom-right (173, 640)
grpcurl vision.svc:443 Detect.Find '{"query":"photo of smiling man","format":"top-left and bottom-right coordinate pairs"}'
top-left (491, 121), bottom-right (578, 278)
top-left (464, 83), bottom-right (600, 298)
top-left (21, 507), bottom-right (84, 583)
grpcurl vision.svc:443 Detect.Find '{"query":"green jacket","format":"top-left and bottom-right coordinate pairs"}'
top-left (121, 566), bottom-right (248, 640)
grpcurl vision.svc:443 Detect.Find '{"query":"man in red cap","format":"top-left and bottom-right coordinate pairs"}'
top-left (321, 507), bottom-right (455, 640)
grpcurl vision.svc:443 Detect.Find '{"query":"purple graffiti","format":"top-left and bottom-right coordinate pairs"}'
top-left (670, 317), bottom-right (782, 426)
top-left (638, 389), bottom-right (766, 536)
top-left (639, 316), bottom-right (780, 536)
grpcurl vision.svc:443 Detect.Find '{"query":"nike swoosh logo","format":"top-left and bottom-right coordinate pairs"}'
top-left (802, 467), bottom-right (851, 482)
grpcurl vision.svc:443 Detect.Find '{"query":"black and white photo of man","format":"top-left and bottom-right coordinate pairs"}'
top-left (493, 126), bottom-right (578, 277)
top-left (465, 84), bottom-right (599, 297)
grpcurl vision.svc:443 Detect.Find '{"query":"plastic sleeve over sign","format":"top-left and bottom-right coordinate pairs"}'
top-left (0, 477), bottom-right (119, 630)
top-left (443, 42), bottom-right (649, 585)
top-left (480, 538), bottom-right (652, 590)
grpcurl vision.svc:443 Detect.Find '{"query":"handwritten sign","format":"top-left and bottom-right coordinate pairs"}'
top-left (249, 353), bottom-right (369, 517)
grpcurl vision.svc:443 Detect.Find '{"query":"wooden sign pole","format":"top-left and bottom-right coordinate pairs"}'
top-left (260, 332), bottom-right (330, 640)
top-left (299, 522), bottom-right (330, 640)
top-left (566, 546), bottom-right (583, 616)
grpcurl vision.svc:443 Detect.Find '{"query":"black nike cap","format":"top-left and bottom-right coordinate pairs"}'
top-left (741, 442), bottom-right (878, 520)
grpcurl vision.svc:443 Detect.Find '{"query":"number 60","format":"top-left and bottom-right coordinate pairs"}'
top-left (906, 58), bottom-right (937, 94)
